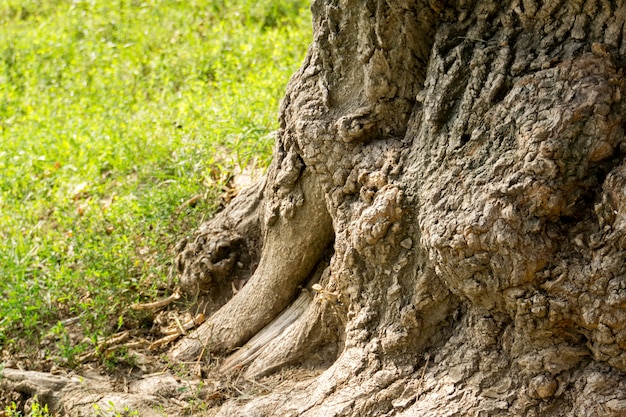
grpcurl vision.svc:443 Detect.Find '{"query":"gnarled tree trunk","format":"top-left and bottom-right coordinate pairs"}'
top-left (170, 0), bottom-right (626, 415)
top-left (6, 0), bottom-right (626, 415)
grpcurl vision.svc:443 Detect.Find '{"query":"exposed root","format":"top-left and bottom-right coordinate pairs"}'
top-left (245, 300), bottom-right (344, 379)
top-left (175, 178), bottom-right (266, 312)
top-left (169, 169), bottom-right (334, 361)
top-left (219, 291), bottom-right (314, 375)
top-left (214, 346), bottom-right (412, 417)
top-left (0, 368), bottom-right (181, 417)
top-left (220, 285), bottom-right (345, 379)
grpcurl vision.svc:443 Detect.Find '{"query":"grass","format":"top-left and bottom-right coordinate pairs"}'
top-left (0, 0), bottom-right (311, 364)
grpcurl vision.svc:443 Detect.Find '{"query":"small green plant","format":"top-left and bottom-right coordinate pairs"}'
top-left (4, 402), bottom-right (20, 417)
top-left (47, 321), bottom-right (86, 366)
top-left (4, 396), bottom-right (52, 417)
top-left (101, 346), bottom-right (137, 372)
top-left (93, 401), bottom-right (139, 417)
top-left (29, 400), bottom-right (52, 417)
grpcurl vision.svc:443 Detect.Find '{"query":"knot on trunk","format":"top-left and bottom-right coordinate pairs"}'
top-left (175, 230), bottom-right (245, 298)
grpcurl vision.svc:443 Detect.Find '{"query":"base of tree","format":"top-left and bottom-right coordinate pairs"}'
top-left (4, 306), bottom-right (626, 416)
top-left (6, 1), bottom-right (626, 416)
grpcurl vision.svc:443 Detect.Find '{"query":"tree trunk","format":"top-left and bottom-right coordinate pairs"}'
top-left (169, 0), bottom-right (626, 415)
top-left (6, 0), bottom-right (626, 415)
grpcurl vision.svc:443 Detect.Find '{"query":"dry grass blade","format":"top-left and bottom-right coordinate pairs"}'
top-left (103, 340), bottom-right (150, 356)
top-left (78, 331), bottom-right (131, 363)
top-left (149, 313), bottom-right (205, 350)
top-left (160, 313), bottom-right (205, 335)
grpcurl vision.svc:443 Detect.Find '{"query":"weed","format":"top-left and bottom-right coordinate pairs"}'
top-left (93, 401), bottom-right (139, 417)
top-left (47, 321), bottom-right (86, 366)
top-left (4, 396), bottom-right (52, 417)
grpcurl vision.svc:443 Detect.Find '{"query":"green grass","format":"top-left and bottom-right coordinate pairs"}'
top-left (0, 0), bottom-right (311, 362)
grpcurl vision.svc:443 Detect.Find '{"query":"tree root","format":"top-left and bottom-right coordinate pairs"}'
top-left (219, 291), bottom-right (314, 375)
top-left (220, 283), bottom-right (345, 378)
top-left (0, 368), bottom-right (182, 417)
top-left (169, 169), bottom-right (334, 361)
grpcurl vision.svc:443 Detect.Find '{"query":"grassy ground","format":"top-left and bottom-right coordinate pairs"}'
top-left (0, 0), bottom-right (311, 366)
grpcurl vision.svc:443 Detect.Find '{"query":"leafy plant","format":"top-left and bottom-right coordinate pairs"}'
top-left (3, 397), bottom-right (52, 417)
top-left (29, 400), bottom-right (53, 417)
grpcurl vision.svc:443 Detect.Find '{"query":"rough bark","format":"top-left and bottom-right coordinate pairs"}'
top-left (6, 0), bottom-right (626, 415)
top-left (190, 0), bottom-right (626, 415)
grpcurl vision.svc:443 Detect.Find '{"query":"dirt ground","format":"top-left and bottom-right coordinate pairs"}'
top-left (0, 295), bottom-right (322, 416)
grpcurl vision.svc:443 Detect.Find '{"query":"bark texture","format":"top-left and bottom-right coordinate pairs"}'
top-left (172, 0), bottom-right (626, 415)
top-left (8, 0), bottom-right (626, 415)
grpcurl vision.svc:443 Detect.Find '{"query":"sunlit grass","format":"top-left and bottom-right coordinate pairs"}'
top-left (0, 0), bottom-right (311, 362)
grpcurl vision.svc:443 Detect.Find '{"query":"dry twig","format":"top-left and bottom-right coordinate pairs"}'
top-left (131, 291), bottom-right (181, 311)
top-left (149, 313), bottom-right (205, 350)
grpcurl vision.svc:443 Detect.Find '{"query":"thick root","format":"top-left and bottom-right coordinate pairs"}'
top-left (219, 291), bottom-right (314, 375)
top-left (169, 169), bottom-right (334, 361)
top-left (220, 285), bottom-right (345, 378)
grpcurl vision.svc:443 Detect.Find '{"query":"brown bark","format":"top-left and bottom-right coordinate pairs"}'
top-left (193, 0), bottom-right (626, 415)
